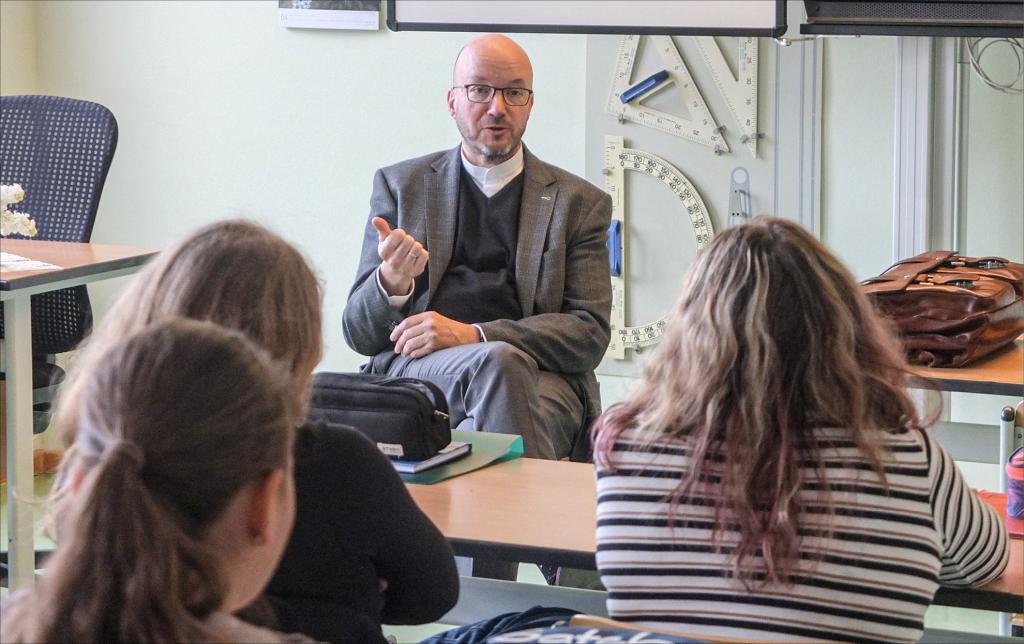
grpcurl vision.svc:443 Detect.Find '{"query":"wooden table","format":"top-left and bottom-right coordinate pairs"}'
top-left (908, 340), bottom-right (1023, 495)
top-left (1, 239), bottom-right (157, 589)
top-left (408, 458), bottom-right (1023, 613)
top-left (408, 457), bottom-right (597, 569)
top-left (908, 341), bottom-right (1023, 397)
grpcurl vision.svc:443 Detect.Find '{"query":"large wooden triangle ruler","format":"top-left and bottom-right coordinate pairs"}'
top-left (606, 35), bottom-right (729, 155)
top-left (694, 37), bottom-right (760, 158)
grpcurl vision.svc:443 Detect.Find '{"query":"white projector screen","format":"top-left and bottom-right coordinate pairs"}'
top-left (387, 1), bottom-right (788, 37)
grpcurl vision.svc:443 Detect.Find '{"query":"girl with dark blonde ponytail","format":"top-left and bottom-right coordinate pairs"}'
top-left (46, 219), bottom-right (457, 642)
top-left (1, 319), bottom-right (310, 643)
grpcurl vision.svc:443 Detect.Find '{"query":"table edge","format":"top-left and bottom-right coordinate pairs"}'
top-left (0, 251), bottom-right (157, 291)
top-left (932, 585), bottom-right (1023, 613)
top-left (449, 538), bottom-right (597, 570)
top-left (908, 375), bottom-right (1024, 397)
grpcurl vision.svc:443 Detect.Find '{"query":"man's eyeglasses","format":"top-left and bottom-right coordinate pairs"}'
top-left (454, 84), bottom-right (534, 107)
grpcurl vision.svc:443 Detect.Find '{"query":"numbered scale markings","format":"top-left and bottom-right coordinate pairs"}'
top-left (603, 136), bottom-right (715, 359)
top-left (695, 36), bottom-right (759, 158)
top-left (606, 35), bottom-right (728, 154)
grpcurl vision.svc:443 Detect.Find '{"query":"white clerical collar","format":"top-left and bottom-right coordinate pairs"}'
top-left (460, 146), bottom-right (524, 198)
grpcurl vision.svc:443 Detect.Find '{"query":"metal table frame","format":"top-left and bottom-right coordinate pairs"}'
top-left (2, 240), bottom-right (156, 589)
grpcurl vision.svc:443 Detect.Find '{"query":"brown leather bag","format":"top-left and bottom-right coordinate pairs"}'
top-left (862, 251), bottom-right (1024, 368)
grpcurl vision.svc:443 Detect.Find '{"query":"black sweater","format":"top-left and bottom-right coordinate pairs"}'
top-left (422, 169), bottom-right (524, 324)
top-left (266, 422), bottom-right (459, 643)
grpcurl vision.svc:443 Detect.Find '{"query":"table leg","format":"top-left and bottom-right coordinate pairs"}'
top-left (999, 405), bottom-right (1017, 493)
top-left (4, 296), bottom-right (35, 589)
top-left (997, 406), bottom-right (1019, 637)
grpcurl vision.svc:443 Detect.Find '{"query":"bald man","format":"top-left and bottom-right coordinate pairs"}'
top-left (343, 35), bottom-right (611, 461)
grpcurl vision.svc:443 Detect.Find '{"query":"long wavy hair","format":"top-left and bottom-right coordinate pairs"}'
top-left (593, 217), bottom-right (922, 585)
top-left (2, 319), bottom-right (295, 643)
top-left (59, 218), bottom-right (323, 438)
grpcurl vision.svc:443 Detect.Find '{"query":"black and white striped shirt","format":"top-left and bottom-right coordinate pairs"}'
top-left (595, 426), bottom-right (1009, 644)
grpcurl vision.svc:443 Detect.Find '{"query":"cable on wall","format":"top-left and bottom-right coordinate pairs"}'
top-left (965, 37), bottom-right (1024, 95)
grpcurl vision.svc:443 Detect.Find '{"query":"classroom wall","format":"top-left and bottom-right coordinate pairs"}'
top-left (819, 36), bottom-right (1023, 275)
top-left (819, 37), bottom-right (897, 280)
top-left (0, 0), bottom-right (39, 95)
top-left (963, 43), bottom-right (1024, 262)
top-left (16, 0), bottom-right (587, 373)
top-left (3, 2), bottom-right (1020, 416)
top-left (952, 44), bottom-right (1024, 446)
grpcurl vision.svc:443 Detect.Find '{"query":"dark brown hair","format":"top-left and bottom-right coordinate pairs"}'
top-left (594, 217), bottom-right (921, 585)
top-left (3, 319), bottom-right (295, 643)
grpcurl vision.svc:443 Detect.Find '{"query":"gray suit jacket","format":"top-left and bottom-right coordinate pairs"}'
top-left (342, 144), bottom-right (612, 421)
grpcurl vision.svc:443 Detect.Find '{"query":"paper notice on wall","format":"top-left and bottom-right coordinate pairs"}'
top-left (1, 252), bottom-right (60, 272)
top-left (278, 0), bottom-right (380, 30)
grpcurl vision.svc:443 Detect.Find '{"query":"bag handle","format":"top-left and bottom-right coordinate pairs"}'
top-left (862, 251), bottom-right (956, 294)
top-left (914, 272), bottom-right (983, 288)
top-left (944, 255), bottom-right (1012, 270)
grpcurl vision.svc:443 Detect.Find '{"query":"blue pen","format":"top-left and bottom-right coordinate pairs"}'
top-left (620, 70), bottom-right (670, 104)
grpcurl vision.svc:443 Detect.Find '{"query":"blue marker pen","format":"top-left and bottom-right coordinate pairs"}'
top-left (620, 70), bottom-right (670, 104)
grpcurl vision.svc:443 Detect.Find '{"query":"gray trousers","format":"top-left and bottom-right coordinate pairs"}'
top-left (378, 341), bottom-right (584, 460)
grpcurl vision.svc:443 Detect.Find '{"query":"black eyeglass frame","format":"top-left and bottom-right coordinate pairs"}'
top-left (453, 84), bottom-right (535, 106)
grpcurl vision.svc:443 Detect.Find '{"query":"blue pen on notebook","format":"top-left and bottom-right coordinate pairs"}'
top-left (620, 70), bottom-right (670, 104)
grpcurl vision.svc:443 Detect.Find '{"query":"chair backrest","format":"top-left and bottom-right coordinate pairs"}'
top-left (1, 95), bottom-right (118, 354)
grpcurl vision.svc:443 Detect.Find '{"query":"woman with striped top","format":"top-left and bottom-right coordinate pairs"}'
top-left (592, 217), bottom-right (1009, 644)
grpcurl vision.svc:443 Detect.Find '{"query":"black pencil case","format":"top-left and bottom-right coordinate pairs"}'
top-left (308, 372), bottom-right (451, 461)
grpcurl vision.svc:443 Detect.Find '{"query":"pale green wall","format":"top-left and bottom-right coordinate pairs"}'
top-left (0, 0), bottom-right (38, 95)
top-left (820, 37), bottom-right (897, 280)
top-left (3, 3), bottom-right (1020, 398)
top-left (951, 41), bottom-right (1024, 436)
top-left (818, 37), bottom-right (1022, 280)
top-left (964, 43), bottom-right (1024, 262)
top-left (21, 0), bottom-right (587, 372)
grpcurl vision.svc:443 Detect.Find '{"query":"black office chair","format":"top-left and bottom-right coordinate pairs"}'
top-left (0, 95), bottom-right (118, 433)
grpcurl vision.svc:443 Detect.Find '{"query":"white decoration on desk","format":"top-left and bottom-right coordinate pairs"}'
top-left (1, 184), bottom-right (38, 238)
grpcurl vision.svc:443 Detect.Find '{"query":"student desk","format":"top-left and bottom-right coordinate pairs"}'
top-left (2, 239), bottom-right (157, 589)
top-left (907, 341), bottom-right (1024, 492)
top-left (408, 458), bottom-right (1024, 615)
top-left (908, 341), bottom-right (1023, 397)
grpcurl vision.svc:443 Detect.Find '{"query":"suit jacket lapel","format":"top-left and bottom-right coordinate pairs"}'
top-left (423, 146), bottom-right (461, 309)
top-left (516, 147), bottom-right (557, 318)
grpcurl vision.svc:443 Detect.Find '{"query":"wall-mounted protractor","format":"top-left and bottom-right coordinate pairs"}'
top-left (603, 135), bottom-right (716, 359)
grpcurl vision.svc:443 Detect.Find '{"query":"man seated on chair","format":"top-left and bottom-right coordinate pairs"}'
top-left (342, 34), bottom-right (612, 461)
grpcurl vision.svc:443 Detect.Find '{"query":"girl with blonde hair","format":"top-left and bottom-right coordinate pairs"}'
top-left (593, 217), bottom-right (1008, 643)
top-left (54, 220), bottom-right (457, 643)
top-left (2, 319), bottom-right (306, 643)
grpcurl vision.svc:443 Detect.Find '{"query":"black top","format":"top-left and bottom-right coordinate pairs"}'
top-left (266, 422), bottom-right (459, 643)
top-left (426, 169), bottom-right (524, 324)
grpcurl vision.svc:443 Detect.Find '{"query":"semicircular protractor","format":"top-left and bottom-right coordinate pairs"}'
top-left (603, 135), bottom-right (715, 359)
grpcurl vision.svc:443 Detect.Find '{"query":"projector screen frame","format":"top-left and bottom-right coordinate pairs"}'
top-left (386, 1), bottom-right (788, 38)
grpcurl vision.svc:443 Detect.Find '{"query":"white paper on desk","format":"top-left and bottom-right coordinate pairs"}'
top-left (0, 252), bottom-right (61, 272)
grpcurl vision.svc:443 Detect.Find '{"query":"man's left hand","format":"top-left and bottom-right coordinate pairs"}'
top-left (391, 312), bottom-right (479, 358)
